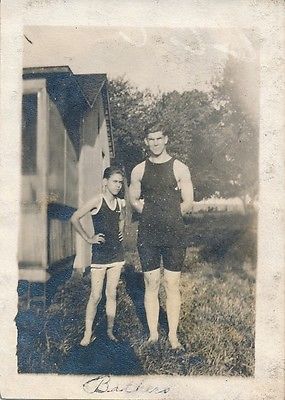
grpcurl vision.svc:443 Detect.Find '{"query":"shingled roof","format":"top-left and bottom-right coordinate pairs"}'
top-left (23, 66), bottom-right (114, 157)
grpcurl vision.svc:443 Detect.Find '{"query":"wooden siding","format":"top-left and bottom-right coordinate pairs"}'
top-left (18, 204), bottom-right (44, 265)
top-left (73, 94), bottom-right (110, 269)
top-left (48, 99), bottom-right (65, 204)
top-left (47, 97), bottom-right (79, 264)
top-left (20, 72), bottom-right (113, 277)
top-left (65, 135), bottom-right (78, 208)
top-left (19, 80), bottom-right (48, 270)
top-left (48, 219), bottom-right (76, 264)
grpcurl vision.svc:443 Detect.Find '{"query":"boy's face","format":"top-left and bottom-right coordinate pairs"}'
top-left (105, 173), bottom-right (124, 196)
top-left (144, 131), bottom-right (168, 156)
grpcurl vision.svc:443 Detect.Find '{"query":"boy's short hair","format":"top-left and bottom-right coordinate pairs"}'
top-left (144, 123), bottom-right (166, 137)
top-left (103, 166), bottom-right (125, 179)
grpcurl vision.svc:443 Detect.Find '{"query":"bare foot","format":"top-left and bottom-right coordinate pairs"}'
top-left (80, 332), bottom-right (95, 346)
top-left (107, 330), bottom-right (118, 342)
top-left (168, 336), bottom-right (183, 350)
top-left (147, 334), bottom-right (159, 344)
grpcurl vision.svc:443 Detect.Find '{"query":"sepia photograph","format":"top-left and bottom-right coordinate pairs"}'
top-left (0, 1), bottom-right (284, 399)
top-left (18, 25), bottom-right (259, 377)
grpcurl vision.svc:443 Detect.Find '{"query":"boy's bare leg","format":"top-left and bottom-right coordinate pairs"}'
top-left (144, 268), bottom-right (161, 343)
top-left (80, 267), bottom-right (106, 346)
top-left (164, 269), bottom-right (182, 349)
top-left (105, 264), bottom-right (123, 341)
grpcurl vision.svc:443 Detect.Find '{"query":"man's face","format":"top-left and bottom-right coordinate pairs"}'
top-left (105, 173), bottom-right (124, 196)
top-left (144, 131), bottom-right (168, 156)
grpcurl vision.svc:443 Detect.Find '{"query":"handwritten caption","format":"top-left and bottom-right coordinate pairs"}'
top-left (83, 375), bottom-right (171, 395)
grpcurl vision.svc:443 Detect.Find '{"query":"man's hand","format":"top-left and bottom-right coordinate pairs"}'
top-left (87, 233), bottom-right (105, 244)
top-left (134, 199), bottom-right (144, 214)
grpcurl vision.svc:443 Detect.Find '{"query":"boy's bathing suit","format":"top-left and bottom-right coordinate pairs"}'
top-left (91, 197), bottom-right (124, 266)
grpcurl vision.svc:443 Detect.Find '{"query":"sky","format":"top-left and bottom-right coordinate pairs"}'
top-left (23, 26), bottom-right (259, 94)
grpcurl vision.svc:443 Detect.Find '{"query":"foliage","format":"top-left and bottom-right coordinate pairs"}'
top-left (108, 78), bottom-right (158, 181)
top-left (154, 90), bottom-right (224, 199)
top-left (210, 56), bottom-right (259, 199)
top-left (108, 58), bottom-right (259, 200)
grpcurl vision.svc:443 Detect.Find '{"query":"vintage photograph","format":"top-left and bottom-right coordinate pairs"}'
top-left (1, 1), bottom-right (284, 399)
top-left (17, 25), bottom-right (259, 377)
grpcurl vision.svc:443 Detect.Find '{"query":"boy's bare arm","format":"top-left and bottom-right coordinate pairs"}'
top-left (129, 163), bottom-right (145, 214)
top-left (71, 196), bottom-right (101, 243)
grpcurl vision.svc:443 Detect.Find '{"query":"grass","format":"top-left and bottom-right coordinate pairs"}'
top-left (17, 212), bottom-right (256, 376)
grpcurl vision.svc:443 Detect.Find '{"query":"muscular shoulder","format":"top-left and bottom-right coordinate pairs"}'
top-left (173, 159), bottom-right (191, 181)
top-left (131, 161), bottom-right (146, 182)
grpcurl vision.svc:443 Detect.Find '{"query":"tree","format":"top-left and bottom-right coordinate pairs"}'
top-left (108, 78), bottom-right (158, 181)
top-left (108, 62), bottom-right (259, 201)
top-left (154, 90), bottom-right (223, 200)
top-left (210, 55), bottom-right (259, 199)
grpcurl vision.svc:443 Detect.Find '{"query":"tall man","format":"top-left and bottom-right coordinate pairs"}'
top-left (129, 127), bottom-right (193, 349)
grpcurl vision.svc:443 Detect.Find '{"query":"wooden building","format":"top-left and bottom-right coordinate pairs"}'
top-left (19, 66), bottom-right (114, 290)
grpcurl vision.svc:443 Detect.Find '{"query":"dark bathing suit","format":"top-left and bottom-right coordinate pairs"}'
top-left (91, 197), bottom-right (124, 265)
top-left (138, 157), bottom-right (186, 272)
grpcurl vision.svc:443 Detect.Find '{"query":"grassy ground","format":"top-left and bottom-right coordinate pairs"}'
top-left (17, 212), bottom-right (256, 376)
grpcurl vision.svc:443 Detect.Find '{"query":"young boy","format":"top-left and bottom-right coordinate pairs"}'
top-left (71, 166), bottom-right (126, 346)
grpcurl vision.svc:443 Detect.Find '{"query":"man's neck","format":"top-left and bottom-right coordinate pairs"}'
top-left (148, 151), bottom-right (171, 164)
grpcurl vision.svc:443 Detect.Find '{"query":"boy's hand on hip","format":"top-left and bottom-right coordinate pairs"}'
top-left (87, 233), bottom-right (105, 244)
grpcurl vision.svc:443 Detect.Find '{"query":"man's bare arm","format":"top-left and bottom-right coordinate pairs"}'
top-left (129, 163), bottom-right (145, 214)
top-left (174, 160), bottom-right (194, 216)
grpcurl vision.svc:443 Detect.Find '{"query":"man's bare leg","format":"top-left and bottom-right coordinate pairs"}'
top-left (80, 267), bottom-right (106, 346)
top-left (164, 269), bottom-right (182, 349)
top-left (105, 264), bottom-right (123, 341)
top-left (144, 268), bottom-right (161, 343)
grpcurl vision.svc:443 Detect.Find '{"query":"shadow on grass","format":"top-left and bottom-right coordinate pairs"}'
top-left (16, 310), bottom-right (46, 373)
top-left (57, 272), bottom-right (144, 375)
top-left (17, 271), bottom-right (144, 375)
top-left (122, 264), bottom-right (169, 336)
top-left (59, 337), bottom-right (143, 375)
